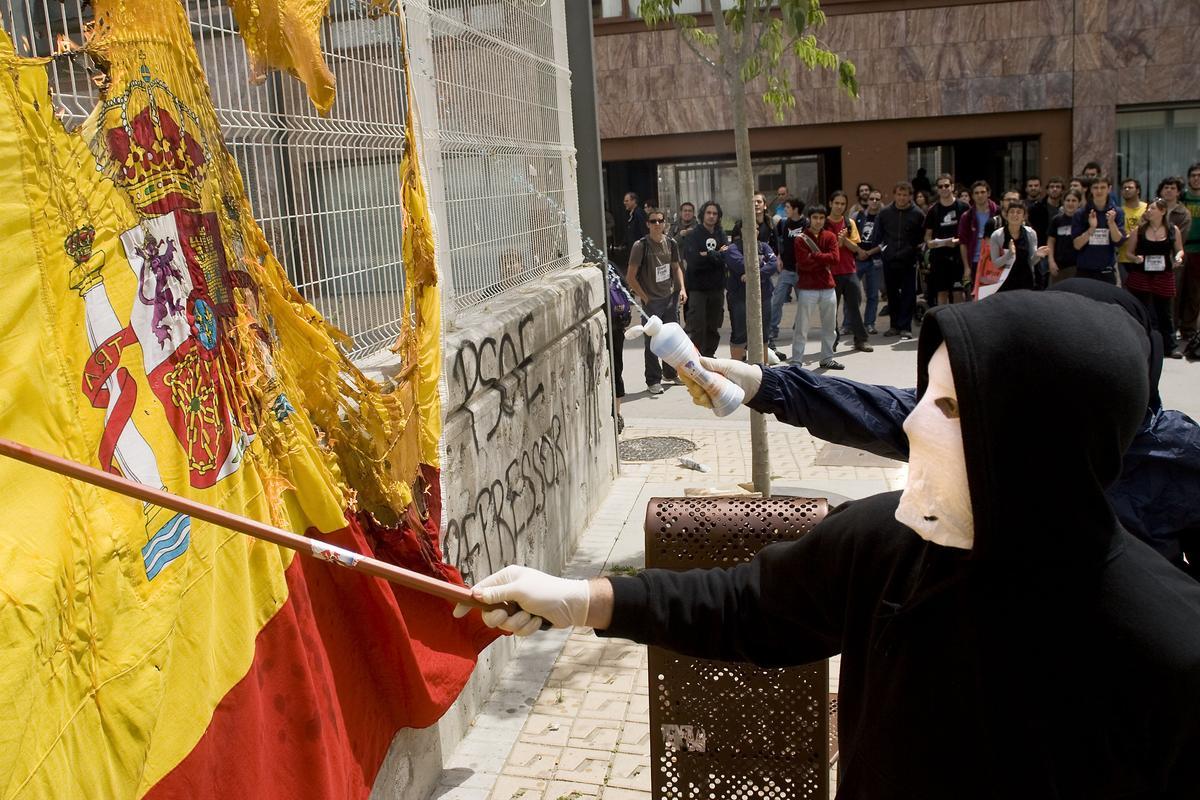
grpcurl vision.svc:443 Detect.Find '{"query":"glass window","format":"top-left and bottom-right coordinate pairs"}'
top-left (656, 154), bottom-right (823, 230)
top-left (1118, 105), bottom-right (1200, 197)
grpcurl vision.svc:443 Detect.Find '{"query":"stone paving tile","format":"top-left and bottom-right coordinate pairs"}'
top-left (541, 780), bottom-right (601, 800)
top-left (503, 742), bottom-right (563, 780)
top-left (598, 641), bottom-right (643, 670)
top-left (598, 788), bottom-right (652, 800)
top-left (555, 639), bottom-right (606, 666)
top-left (552, 747), bottom-right (615, 785)
top-left (623, 694), bottom-right (649, 722)
top-left (616, 721), bottom-right (650, 755)
top-left (586, 665), bottom-right (639, 694)
top-left (519, 713), bottom-right (571, 748)
top-left (487, 775), bottom-right (546, 800)
top-left (532, 686), bottom-right (586, 719)
top-left (578, 689), bottom-right (629, 721)
top-left (566, 717), bottom-right (621, 751)
top-left (547, 662), bottom-right (596, 691)
top-left (604, 752), bottom-right (652, 791)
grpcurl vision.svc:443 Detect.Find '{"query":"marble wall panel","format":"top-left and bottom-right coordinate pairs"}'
top-left (1006, 1), bottom-right (1073, 39)
top-left (1072, 104), bottom-right (1116, 172)
top-left (1074, 68), bottom-right (1117, 107)
top-left (1045, 71), bottom-right (1074, 107)
top-left (1076, 0), bottom-right (1109, 32)
top-left (596, 0), bottom-right (1195, 156)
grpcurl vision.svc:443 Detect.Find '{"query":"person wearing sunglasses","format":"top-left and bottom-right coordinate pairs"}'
top-left (627, 212), bottom-right (687, 395)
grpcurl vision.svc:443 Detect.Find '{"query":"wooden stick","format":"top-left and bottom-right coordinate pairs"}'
top-left (0, 436), bottom-right (502, 612)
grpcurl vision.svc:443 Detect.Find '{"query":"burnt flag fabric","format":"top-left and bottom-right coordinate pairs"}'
top-left (0, 2), bottom-right (495, 797)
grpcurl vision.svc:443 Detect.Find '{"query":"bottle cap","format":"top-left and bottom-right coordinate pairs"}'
top-left (623, 315), bottom-right (662, 340)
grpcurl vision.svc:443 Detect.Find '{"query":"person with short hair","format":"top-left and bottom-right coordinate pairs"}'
top-left (769, 197), bottom-right (806, 354)
top-left (792, 204), bottom-right (843, 369)
top-left (771, 185), bottom-right (789, 220)
top-left (1157, 176), bottom-right (1192, 243)
top-left (1026, 176), bottom-right (1060, 245)
top-left (957, 180), bottom-right (998, 288)
top-left (827, 191), bottom-right (873, 352)
top-left (627, 210), bottom-right (687, 395)
top-left (876, 182), bottom-right (926, 339)
top-left (621, 191), bottom-right (648, 263)
top-left (853, 190), bottom-right (885, 334)
top-left (986, 202), bottom-right (1047, 295)
top-left (1118, 177), bottom-right (1148, 281)
top-left (1072, 176), bottom-right (1126, 285)
top-left (670, 201), bottom-right (697, 245)
top-left (1048, 189), bottom-right (1084, 284)
top-left (924, 174), bottom-right (969, 306)
top-left (848, 182), bottom-right (872, 217)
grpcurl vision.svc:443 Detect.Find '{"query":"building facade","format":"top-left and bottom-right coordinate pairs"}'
top-left (592, 0), bottom-right (1200, 234)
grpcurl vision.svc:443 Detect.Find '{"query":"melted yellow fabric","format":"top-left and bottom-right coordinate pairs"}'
top-left (226, 0), bottom-right (337, 114)
top-left (0, 0), bottom-right (441, 795)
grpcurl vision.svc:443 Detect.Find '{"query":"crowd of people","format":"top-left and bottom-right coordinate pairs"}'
top-left (609, 162), bottom-right (1200, 404)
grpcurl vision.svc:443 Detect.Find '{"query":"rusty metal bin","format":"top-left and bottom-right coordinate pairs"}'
top-left (643, 496), bottom-right (831, 799)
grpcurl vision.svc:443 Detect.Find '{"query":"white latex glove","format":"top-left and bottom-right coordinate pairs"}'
top-left (452, 565), bottom-right (590, 636)
top-left (681, 356), bottom-right (763, 409)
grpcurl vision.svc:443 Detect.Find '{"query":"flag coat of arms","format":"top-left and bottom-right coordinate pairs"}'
top-left (0, 2), bottom-right (494, 797)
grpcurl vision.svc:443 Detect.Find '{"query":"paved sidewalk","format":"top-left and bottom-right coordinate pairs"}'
top-left (432, 409), bottom-right (905, 799)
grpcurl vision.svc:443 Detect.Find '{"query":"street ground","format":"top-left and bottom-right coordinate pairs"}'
top-left (431, 298), bottom-right (1199, 800)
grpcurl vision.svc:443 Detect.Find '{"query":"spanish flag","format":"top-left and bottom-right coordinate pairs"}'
top-left (0, 2), bottom-right (494, 797)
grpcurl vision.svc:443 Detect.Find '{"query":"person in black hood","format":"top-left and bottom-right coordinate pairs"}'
top-left (460, 292), bottom-right (1200, 797)
top-left (687, 278), bottom-right (1200, 575)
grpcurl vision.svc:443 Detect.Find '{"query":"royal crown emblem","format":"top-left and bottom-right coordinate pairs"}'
top-left (90, 62), bottom-right (208, 215)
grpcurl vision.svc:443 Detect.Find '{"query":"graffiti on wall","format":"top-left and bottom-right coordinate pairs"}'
top-left (443, 302), bottom-right (609, 585)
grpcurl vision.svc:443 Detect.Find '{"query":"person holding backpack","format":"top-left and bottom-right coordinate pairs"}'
top-left (627, 209), bottom-right (687, 395)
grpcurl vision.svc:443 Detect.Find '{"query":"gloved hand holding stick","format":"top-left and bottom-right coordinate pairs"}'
top-left (0, 436), bottom-right (524, 618)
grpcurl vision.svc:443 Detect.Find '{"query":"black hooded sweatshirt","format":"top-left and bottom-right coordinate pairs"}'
top-left (601, 292), bottom-right (1200, 798)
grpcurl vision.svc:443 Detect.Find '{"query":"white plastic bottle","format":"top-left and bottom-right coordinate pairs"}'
top-left (624, 316), bottom-right (744, 416)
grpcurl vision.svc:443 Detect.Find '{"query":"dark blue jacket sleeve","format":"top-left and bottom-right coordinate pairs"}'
top-left (1105, 409), bottom-right (1200, 561)
top-left (747, 365), bottom-right (916, 461)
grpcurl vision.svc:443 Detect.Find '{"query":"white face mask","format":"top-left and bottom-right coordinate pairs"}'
top-left (895, 344), bottom-right (974, 549)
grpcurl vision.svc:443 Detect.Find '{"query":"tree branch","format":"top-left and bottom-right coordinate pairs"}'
top-left (678, 28), bottom-right (720, 71)
top-left (741, 0), bottom-right (767, 61)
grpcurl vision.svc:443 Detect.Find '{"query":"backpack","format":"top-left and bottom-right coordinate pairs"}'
top-left (606, 263), bottom-right (633, 328)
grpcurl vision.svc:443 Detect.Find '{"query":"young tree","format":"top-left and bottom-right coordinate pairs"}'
top-left (639, 0), bottom-right (858, 496)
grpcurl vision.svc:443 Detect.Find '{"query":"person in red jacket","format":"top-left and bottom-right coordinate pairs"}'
top-left (792, 205), bottom-right (844, 369)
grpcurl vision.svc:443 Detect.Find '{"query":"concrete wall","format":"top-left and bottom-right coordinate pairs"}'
top-left (370, 264), bottom-right (618, 799)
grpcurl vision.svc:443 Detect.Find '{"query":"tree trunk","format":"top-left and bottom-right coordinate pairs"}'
top-left (709, 0), bottom-right (770, 496)
top-left (727, 64), bottom-right (771, 496)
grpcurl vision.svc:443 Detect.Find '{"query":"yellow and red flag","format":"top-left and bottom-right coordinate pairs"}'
top-left (0, 2), bottom-right (493, 797)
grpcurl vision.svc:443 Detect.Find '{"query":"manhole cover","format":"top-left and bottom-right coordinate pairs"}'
top-left (619, 435), bottom-right (697, 462)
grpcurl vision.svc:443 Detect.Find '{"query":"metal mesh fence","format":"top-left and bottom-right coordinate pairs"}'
top-left (2, 0), bottom-right (578, 331)
top-left (405, 0), bottom-right (580, 309)
top-left (2, 0), bottom-right (410, 359)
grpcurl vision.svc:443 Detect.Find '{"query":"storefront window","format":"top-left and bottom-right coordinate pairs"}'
top-left (656, 154), bottom-right (823, 228)
top-left (1117, 105), bottom-right (1200, 196)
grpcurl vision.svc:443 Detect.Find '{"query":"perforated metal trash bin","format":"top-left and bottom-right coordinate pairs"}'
top-left (643, 497), bottom-right (831, 799)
